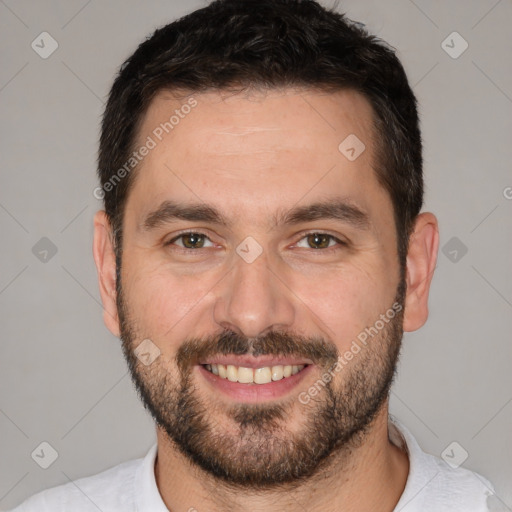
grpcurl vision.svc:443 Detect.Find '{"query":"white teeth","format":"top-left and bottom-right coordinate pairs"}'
top-left (254, 367), bottom-right (272, 384)
top-left (218, 364), bottom-right (227, 379)
top-left (271, 365), bottom-right (284, 381)
top-left (237, 366), bottom-right (254, 384)
top-left (205, 363), bottom-right (306, 384)
top-left (226, 364), bottom-right (238, 382)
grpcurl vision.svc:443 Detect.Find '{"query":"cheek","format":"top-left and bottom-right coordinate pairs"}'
top-left (121, 258), bottom-right (217, 341)
top-left (290, 259), bottom-right (397, 348)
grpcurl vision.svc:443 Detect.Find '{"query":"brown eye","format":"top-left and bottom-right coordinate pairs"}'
top-left (305, 233), bottom-right (335, 249)
top-left (182, 233), bottom-right (205, 248)
top-left (168, 232), bottom-right (213, 249)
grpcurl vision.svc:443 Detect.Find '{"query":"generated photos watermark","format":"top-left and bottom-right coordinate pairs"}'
top-left (298, 301), bottom-right (403, 405)
top-left (93, 97), bottom-right (198, 200)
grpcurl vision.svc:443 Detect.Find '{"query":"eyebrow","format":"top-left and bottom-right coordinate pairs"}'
top-left (275, 198), bottom-right (370, 230)
top-left (139, 197), bottom-right (371, 233)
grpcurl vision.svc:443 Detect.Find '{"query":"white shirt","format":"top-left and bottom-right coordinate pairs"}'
top-left (7, 416), bottom-right (497, 511)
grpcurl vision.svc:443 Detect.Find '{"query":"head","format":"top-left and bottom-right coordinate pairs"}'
top-left (93, 0), bottom-right (438, 488)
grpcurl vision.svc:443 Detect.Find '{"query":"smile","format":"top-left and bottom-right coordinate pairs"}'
top-left (198, 356), bottom-right (314, 402)
top-left (203, 363), bottom-right (307, 384)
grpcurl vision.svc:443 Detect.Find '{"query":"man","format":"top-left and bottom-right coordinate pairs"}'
top-left (10, 0), bottom-right (496, 510)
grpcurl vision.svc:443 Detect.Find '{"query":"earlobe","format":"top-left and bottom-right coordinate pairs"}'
top-left (92, 210), bottom-right (121, 337)
top-left (402, 212), bottom-right (439, 332)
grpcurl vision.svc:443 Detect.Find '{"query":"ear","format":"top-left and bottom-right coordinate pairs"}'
top-left (92, 210), bottom-right (121, 337)
top-left (403, 212), bottom-right (439, 332)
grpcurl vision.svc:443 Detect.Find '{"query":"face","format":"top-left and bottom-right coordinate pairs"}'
top-left (113, 88), bottom-right (406, 487)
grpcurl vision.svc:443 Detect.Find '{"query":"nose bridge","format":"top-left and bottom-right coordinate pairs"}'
top-left (213, 246), bottom-right (295, 338)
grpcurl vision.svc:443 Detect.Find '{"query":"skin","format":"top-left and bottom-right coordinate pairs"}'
top-left (93, 87), bottom-right (439, 512)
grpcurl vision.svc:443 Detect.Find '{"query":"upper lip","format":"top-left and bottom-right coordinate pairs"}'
top-left (199, 355), bottom-right (313, 368)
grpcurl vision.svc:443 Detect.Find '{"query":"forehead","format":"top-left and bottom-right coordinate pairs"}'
top-left (127, 87), bottom-right (388, 228)
top-left (138, 87), bottom-right (376, 153)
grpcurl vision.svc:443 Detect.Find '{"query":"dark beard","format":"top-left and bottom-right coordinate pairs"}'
top-left (116, 264), bottom-right (405, 489)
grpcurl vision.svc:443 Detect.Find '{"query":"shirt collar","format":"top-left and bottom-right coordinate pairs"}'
top-left (389, 414), bottom-right (439, 510)
top-left (135, 442), bottom-right (169, 512)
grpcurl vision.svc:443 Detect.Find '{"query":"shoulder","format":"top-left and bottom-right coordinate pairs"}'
top-left (7, 456), bottom-right (143, 512)
top-left (418, 451), bottom-right (495, 509)
top-left (389, 416), bottom-right (496, 512)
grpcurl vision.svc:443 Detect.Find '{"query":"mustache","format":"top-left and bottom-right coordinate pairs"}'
top-left (176, 329), bottom-right (339, 373)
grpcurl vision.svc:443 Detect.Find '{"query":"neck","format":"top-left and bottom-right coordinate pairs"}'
top-left (154, 404), bottom-right (409, 512)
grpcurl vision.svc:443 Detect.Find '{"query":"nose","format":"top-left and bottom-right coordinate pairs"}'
top-left (213, 248), bottom-right (296, 338)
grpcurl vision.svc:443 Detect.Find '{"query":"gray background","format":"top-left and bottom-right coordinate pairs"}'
top-left (1, 0), bottom-right (511, 509)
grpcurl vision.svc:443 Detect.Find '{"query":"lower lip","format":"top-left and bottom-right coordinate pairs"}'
top-left (197, 364), bottom-right (313, 403)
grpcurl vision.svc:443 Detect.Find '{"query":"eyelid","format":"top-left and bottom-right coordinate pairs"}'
top-left (164, 229), bottom-right (348, 251)
top-left (164, 229), bottom-right (216, 248)
top-left (292, 231), bottom-right (347, 250)
top-left (297, 230), bottom-right (347, 242)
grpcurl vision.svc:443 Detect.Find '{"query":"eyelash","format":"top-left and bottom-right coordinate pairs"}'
top-left (164, 230), bottom-right (347, 253)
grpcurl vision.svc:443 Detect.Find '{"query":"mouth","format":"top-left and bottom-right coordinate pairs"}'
top-left (197, 357), bottom-right (313, 402)
top-left (203, 363), bottom-right (308, 384)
